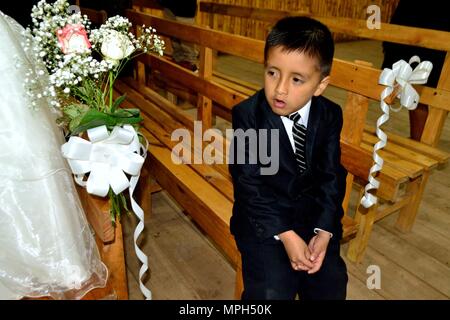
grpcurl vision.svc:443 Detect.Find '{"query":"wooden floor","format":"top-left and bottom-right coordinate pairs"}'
top-left (122, 40), bottom-right (450, 300)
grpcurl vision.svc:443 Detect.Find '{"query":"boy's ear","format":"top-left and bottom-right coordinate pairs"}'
top-left (313, 76), bottom-right (330, 96)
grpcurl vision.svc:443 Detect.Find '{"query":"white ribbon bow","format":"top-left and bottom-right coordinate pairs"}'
top-left (61, 125), bottom-right (152, 299)
top-left (61, 125), bottom-right (144, 196)
top-left (360, 56), bottom-right (433, 208)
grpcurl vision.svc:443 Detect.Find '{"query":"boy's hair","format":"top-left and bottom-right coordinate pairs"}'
top-left (264, 16), bottom-right (334, 77)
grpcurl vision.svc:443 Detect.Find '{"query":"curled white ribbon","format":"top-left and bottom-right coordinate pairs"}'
top-left (61, 125), bottom-right (152, 299)
top-left (360, 56), bottom-right (433, 208)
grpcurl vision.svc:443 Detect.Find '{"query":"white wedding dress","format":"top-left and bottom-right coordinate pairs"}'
top-left (0, 12), bottom-right (108, 299)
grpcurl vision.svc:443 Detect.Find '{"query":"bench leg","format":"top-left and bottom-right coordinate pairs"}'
top-left (347, 200), bottom-right (377, 263)
top-left (395, 171), bottom-right (429, 233)
top-left (83, 221), bottom-right (128, 300)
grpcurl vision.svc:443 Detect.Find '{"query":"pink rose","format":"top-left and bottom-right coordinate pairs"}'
top-left (57, 24), bottom-right (91, 54)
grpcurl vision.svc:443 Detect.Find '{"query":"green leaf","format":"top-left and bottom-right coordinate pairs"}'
top-left (111, 94), bottom-right (127, 113)
top-left (63, 104), bottom-right (90, 120)
top-left (119, 193), bottom-right (130, 213)
top-left (112, 108), bottom-right (140, 118)
top-left (70, 109), bottom-right (117, 135)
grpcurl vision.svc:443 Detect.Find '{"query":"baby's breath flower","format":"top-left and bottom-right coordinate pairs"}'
top-left (24, 0), bottom-right (164, 118)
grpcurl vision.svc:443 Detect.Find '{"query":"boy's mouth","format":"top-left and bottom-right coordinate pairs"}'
top-left (273, 98), bottom-right (286, 108)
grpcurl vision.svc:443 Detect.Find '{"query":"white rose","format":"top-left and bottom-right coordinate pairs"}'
top-left (101, 30), bottom-right (135, 64)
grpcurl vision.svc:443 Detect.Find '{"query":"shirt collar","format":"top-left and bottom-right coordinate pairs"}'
top-left (285, 99), bottom-right (311, 127)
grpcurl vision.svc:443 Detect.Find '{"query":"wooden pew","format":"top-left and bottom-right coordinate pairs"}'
top-left (113, 75), bottom-right (385, 298)
top-left (117, 11), bottom-right (423, 298)
top-left (124, 10), bottom-right (449, 257)
top-left (196, 3), bottom-right (450, 233)
top-left (198, 1), bottom-right (450, 148)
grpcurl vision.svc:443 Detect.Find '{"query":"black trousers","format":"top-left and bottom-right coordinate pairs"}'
top-left (236, 234), bottom-right (348, 300)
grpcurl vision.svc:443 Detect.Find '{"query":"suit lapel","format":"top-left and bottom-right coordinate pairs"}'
top-left (258, 93), bottom-right (297, 175)
top-left (305, 97), bottom-right (321, 166)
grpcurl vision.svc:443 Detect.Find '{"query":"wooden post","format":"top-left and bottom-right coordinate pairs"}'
top-left (197, 46), bottom-right (213, 130)
top-left (421, 52), bottom-right (450, 146)
top-left (340, 91), bottom-right (370, 213)
top-left (395, 171), bottom-right (429, 232)
top-left (76, 188), bottom-right (129, 300)
top-left (347, 189), bottom-right (378, 263)
top-left (340, 60), bottom-right (372, 214)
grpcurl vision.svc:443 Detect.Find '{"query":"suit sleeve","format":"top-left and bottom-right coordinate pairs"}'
top-left (314, 107), bottom-right (347, 237)
top-left (229, 105), bottom-right (294, 240)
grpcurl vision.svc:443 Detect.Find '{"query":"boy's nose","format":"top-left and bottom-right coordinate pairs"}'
top-left (275, 79), bottom-right (288, 95)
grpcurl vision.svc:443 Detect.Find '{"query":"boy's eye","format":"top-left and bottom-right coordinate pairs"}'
top-left (293, 77), bottom-right (304, 84)
top-left (266, 70), bottom-right (277, 77)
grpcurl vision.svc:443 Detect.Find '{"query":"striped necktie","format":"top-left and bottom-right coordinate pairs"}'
top-left (288, 112), bottom-right (307, 173)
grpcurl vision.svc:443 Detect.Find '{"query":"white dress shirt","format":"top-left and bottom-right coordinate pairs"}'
top-left (275, 100), bottom-right (333, 240)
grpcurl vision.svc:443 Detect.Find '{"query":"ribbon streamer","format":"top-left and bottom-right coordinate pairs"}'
top-left (61, 125), bottom-right (152, 299)
top-left (360, 56), bottom-right (433, 208)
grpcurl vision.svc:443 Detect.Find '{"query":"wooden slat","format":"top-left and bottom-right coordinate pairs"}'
top-left (213, 70), bottom-right (261, 92)
top-left (362, 132), bottom-right (439, 170)
top-left (199, 2), bottom-right (450, 52)
top-left (212, 74), bottom-right (257, 96)
top-left (343, 143), bottom-right (406, 203)
top-left (360, 142), bottom-right (423, 179)
top-left (200, 2), bottom-right (310, 25)
top-left (140, 127), bottom-right (239, 267)
top-left (137, 54), bottom-right (247, 109)
top-left (114, 80), bottom-right (234, 196)
top-left (364, 126), bottom-right (450, 166)
top-left (126, 10), bottom-right (265, 63)
top-left (117, 78), bottom-right (231, 178)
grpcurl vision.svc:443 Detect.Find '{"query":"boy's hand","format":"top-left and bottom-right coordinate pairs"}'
top-left (278, 230), bottom-right (314, 271)
top-left (307, 231), bottom-right (331, 274)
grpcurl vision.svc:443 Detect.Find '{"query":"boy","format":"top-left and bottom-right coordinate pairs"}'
top-left (229, 16), bottom-right (348, 300)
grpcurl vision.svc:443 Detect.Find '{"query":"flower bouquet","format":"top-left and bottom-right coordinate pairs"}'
top-left (24, 0), bottom-right (164, 223)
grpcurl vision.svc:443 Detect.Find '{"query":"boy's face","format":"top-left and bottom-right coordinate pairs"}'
top-left (264, 46), bottom-right (330, 116)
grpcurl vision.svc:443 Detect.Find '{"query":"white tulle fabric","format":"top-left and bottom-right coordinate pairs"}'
top-left (0, 12), bottom-right (107, 300)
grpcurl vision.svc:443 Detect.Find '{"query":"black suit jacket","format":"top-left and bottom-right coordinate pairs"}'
top-left (229, 90), bottom-right (347, 242)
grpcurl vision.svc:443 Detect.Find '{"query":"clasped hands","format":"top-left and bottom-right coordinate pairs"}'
top-left (278, 230), bottom-right (331, 274)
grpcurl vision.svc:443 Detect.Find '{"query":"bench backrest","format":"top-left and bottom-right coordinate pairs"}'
top-left (126, 10), bottom-right (450, 114)
top-left (197, 1), bottom-right (450, 147)
top-left (126, 10), bottom-right (415, 213)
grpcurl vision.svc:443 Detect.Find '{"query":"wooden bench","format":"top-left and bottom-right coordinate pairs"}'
top-left (197, 2), bottom-right (450, 232)
top-left (113, 74), bottom-right (382, 298)
top-left (117, 10), bottom-right (426, 298)
top-left (126, 7), bottom-right (450, 239)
